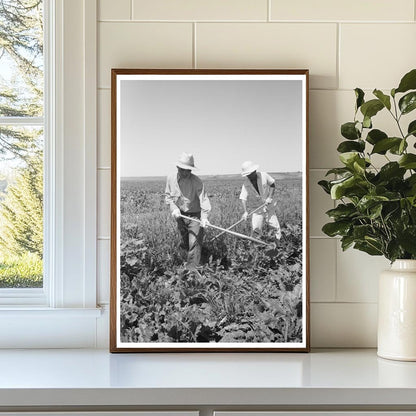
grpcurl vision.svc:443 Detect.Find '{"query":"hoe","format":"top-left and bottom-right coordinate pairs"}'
top-left (179, 211), bottom-right (276, 249)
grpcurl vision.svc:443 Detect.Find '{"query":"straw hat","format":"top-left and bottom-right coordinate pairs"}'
top-left (176, 152), bottom-right (197, 170)
top-left (241, 160), bottom-right (259, 176)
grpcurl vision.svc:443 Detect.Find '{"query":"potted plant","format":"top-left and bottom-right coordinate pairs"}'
top-left (319, 68), bottom-right (416, 361)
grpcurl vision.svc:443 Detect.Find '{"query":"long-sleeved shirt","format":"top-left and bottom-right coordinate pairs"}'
top-left (165, 172), bottom-right (211, 220)
top-left (239, 171), bottom-right (275, 202)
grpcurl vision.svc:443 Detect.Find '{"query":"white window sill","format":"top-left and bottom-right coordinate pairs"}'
top-left (0, 349), bottom-right (415, 410)
top-left (0, 307), bottom-right (102, 316)
top-left (0, 307), bottom-right (103, 348)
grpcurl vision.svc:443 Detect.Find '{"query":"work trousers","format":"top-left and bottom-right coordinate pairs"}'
top-left (251, 203), bottom-right (282, 239)
top-left (176, 212), bottom-right (204, 266)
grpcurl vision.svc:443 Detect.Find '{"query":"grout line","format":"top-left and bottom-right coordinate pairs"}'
top-left (336, 22), bottom-right (340, 90)
top-left (97, 236), bottom-right (111, 240)
top-left (98, 167), bottom-right (111, 170)
top-left (94, 86), bottom-right (379, 93)
top-left (97, 19), bottom-right (415, 24)
top-left (98, 19), bottom-right (268, 23)
top-left (311, 301), bottom-right (378, 305)
top-left (130, 0), bottom-right (133, 20)
top-left (334, 230), bottom-right (338, 301)
top-left (308, 168), bottom-right (335, 171)
top-left (193, 22), bottom-right (197, 69)
top-left (309, 236), bottom-right (337, 239)
top-left (267, 0), bottom-right (271, 22)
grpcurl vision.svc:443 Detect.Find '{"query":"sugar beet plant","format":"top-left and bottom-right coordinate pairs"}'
top-left (319, 69), bottom-right (416, 262)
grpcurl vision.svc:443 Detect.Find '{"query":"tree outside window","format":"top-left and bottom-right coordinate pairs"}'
top-left (0, 0), bottom-right (44, 288)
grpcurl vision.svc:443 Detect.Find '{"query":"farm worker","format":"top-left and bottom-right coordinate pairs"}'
top-left (165, 152), bottom-right (211, 267)
top-left (239, 160), bottom-right (281, 240)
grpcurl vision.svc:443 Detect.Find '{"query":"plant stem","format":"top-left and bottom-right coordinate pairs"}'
top-left (390, 97), bottom-right (406, 140)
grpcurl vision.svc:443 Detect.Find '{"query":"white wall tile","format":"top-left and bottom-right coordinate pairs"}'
top-left (94, 3), bottom-right (415, 348)
top-left (310, 238), bottom-right (336, 302)
top-left (271, 0), bottom-right (414, 22)
top-left (340, 24), bottom-right (416, 90)
top-left (311, 302), bottom-right (377, 347)
top-left (98, 169), bottom-right (111, 238)
top-left (336, 245), bottom-right (389, 303)
top-left (98, 22), bottom-right (193, 88)
top-left (196, 23), bottom-right (338, 89)
top-left (97, 239), bottom-right (110, 304)
top-left (133, 0), bottom-right (268, 21)
top-left (309, 170), bottom-right (334, 237)
top-left (98, 0), bottom-right (131, 21)
top-left (309, 89), bottom-right (408, 169)
top-left (309, 90), bottom-right (349, 169)
top-left (98, 89), bottom-right (111, 168)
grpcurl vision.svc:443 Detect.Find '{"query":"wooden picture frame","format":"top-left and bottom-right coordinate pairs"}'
top-left (110, 69), bottom-right (310, 352)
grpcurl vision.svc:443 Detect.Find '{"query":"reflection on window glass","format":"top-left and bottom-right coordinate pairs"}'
top-left (0, 0), bottom-right (44, 289)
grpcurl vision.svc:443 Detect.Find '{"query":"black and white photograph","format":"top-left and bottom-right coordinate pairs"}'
top-left (110, 69), bottom-right (309, 352)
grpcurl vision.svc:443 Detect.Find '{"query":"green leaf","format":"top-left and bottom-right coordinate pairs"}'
top-left (355, 88), bottom-right (365, 110)
top-left (398, 226), bottom-right (416, 255)
top-left (369, 203), bottom-right (383, 220)
top-left (322, 221), bottom-right (351, 237)
top-left (341, 122), bottom-right (361, 140)
top-left (371, 137), bottom-right (402, 154)
top-left (396, 69), bottom-right (416, 94)
top-left (386, 240), bottom-right (402, 263)
top-left (407, 120), bottom-right (416, 137)
top-left (377, 162), bottom-right (406, 181)
top-left (399, 154), bottom-right (416, 169)
top-left (373, 89), bottom-right (391, 110)
top-left (354, 241), bottom-right (383, 256)
top-left (341, 235), bottom-right (355, 251)
top-left (326, 203), bottom-right (357, 220)
top-left (325, 167), bottom-right (351, 176)
top-left (357, 195), bottom-right (389, 212)
top-left (366, 129), bottom-right (387, 145)
top-left (337, 140), bottom-right (365, 153)
top-left (363, 115), bottom-right (372, 129)
top-left (391, 88), bottom-right (396, 97)
top-left (360, 99), bottom-right (384, 119)
top-left (330, 175), bottom-right (364, 200)
top-left (352, 224), bottom-right (373, 240)
top-left (353, 158), bottom-right (366, 174)
top-left (339, 152), bottom-right (360, 167)
top-left (406, 174), bottom-right (416, 187)
top-left (389, 139), bottom-right (408, 155)
top-left (399, 91), bottom-right (416, 115)
top-left (318, 180), bottom-right (331, 194)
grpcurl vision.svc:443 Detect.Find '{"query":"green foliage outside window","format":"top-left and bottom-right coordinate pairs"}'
top-left (0, 0), bottom-right (44, 288)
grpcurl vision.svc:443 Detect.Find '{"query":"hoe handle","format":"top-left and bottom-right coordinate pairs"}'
top-left (210, 202), bottom-right (268, 242)
top-left (179, 214), bottom-right (271, 247)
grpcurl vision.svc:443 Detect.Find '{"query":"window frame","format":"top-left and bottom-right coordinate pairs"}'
top-left (0, 0), bottom-right (100, 348)
top-left (0, 1), bottom-right (48, 304)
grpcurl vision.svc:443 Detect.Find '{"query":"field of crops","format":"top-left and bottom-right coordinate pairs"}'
top-left (120, 174), bottom-right (303, 344)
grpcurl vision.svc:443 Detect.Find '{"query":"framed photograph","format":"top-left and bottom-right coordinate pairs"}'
top-left (110, 69), bottom-right (309, 352)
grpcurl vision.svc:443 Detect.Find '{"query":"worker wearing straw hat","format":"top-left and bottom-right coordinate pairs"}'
top-left (239, 161), bottom-right (281, 240)
top-left (165, 152), bottom-right (211, 267)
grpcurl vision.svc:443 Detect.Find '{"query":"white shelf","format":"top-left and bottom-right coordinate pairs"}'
top-left (0, 349), bottom-right (415, 409)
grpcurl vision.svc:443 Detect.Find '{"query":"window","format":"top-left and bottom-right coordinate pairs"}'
top-left (0, 0), bottom-right (45, 290)
top-left (0, 0), bottom-right (100, 347)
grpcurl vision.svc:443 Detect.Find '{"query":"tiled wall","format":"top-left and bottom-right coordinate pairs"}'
top-left (96, 0), bottom-right (416, 347)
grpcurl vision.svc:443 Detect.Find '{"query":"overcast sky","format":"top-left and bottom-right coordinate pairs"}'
top-left (119, 78), bottom-right (304, 177)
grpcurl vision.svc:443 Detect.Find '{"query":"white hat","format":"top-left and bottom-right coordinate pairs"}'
top-left (176, 152), bottom-right (197, 170)
top-left (241, 160), bottom-right (259, 176)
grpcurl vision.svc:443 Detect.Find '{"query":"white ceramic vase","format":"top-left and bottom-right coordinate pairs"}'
top-left (378, 259), bottom-right (416, 361)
